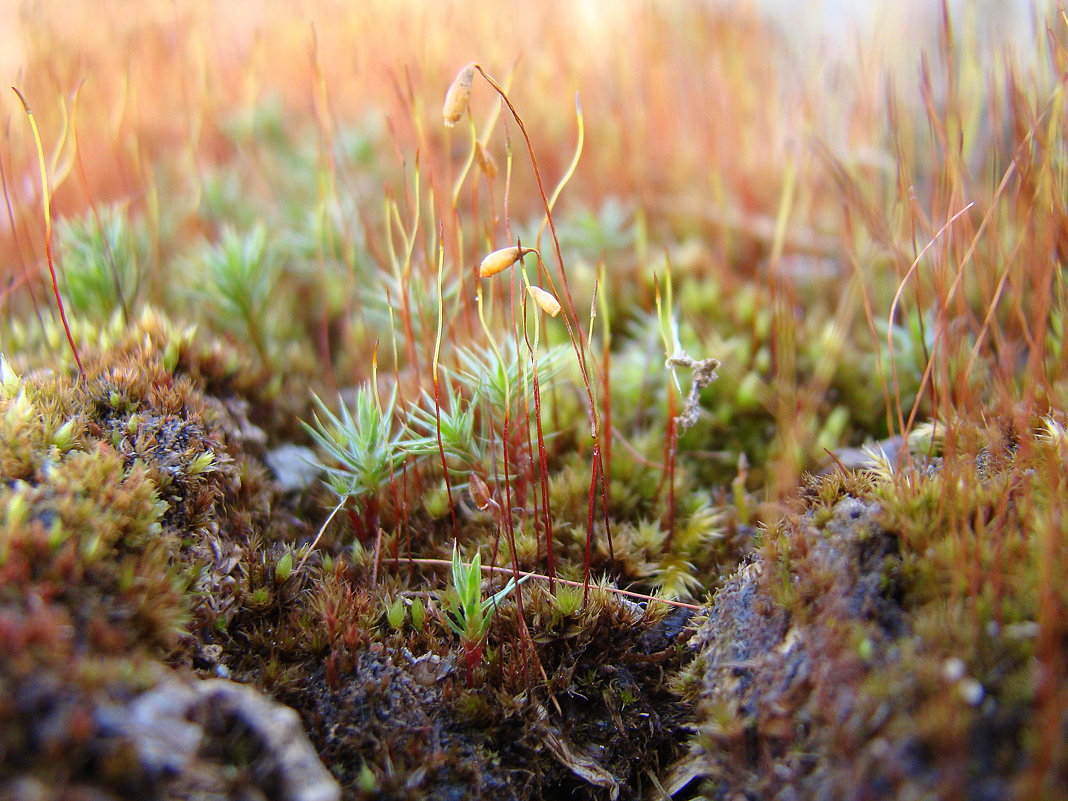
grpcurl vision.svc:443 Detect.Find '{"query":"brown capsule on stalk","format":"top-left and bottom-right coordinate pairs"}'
top-left (479, 245), bottom-right (539, 278)
top-left (443, 62), bottom-right (477, 127)
top-left (469, 474), bottom-right (495, 512)
top-left (527, 285), bottom-right (561, 317)
top-left (474, 141), bottom-right (498, 179)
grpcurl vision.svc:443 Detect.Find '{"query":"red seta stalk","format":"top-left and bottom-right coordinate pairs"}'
top-left (12, 87), bottom-right (84, 379)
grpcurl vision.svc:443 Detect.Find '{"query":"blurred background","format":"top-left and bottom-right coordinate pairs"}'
top-left (0, 0), bottom-right (1055, 278)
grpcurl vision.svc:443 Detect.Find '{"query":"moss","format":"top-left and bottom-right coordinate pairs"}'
top-left (0, 311), bottom-right (326, 797)
top-left (668, 415), bottom-right (1068, 800)
top-left (4, 10), bottom-right (1068, 795)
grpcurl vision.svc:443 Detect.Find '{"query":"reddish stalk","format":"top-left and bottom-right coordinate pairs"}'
top-left (662, 385), bottom-right (679, 545)
top-left (582, 454), bottom-right (599, 603)
top-left (11, 87), bottom-right (84, 379)
top-left (393, 463), bottom-right (409, 562)
top-left (601, 319), bottom-right (613, 479)
top-left (370, 524), bottom-right (383, 588)
top-left (498, 413), bottom-right (533, 675)
top-left (473, 67), bottom-right (613, 589)
top-left (531, 367), bottom-right (555, 589)
top-left (500, 414), bottom-right (519, 569)
top-left (0, 133), bottom-right (46, 331)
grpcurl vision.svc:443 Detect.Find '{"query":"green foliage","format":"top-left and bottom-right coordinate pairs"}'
top-left (557, 198), bottom-right (636, 258)
top-left (441, 541), bottom-right (527, 645)
top-left (409, 596), bottom-right (426, 629)
top-left (304, 385), bottom-right (407, 504)
top-left (453, 344), bottom-right (519, 414)
top-left (274, 550), bottom-right (294, 582)
top-left (402, 376), bottom-right (482, 484)
top-left (551, 583), bottom-right (583, 617)
top-left (186, 223), bottom-right (280, 364)
top-left (57, 205), bottom-right (148, 321)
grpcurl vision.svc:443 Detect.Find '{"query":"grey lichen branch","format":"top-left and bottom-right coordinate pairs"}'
top-left (666, 351), bottom-right (720, 431)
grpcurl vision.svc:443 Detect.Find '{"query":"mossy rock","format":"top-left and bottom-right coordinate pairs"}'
top-left (669, 421), bottom-right (1068, 800)
top-left (5, 311), bottom-right (1065, 801)
top-left (0, 313), bottom-right (325, 797)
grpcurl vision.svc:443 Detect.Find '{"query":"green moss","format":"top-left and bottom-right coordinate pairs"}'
top-left (4, 12), bottom-right (1068, 795)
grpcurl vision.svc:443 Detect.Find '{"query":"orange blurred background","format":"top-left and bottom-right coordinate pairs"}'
top-left (0, 0), bottom-right (1052, 286)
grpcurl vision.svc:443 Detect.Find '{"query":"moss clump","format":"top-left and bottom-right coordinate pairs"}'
top-left (0, 311), bottom-right (323, 798)
top-left (670, 415), bottom-right (1068, 800)
top-left (484, 585), bottom-right (697, 800)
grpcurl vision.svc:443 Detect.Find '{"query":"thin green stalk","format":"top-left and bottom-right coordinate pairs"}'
top-left (11, 87), bottom-right (84, 378)
top-left (432, 224), bottom-right (458, 537)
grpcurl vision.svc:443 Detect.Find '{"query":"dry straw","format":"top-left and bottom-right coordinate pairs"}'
top-left (443, 62), bottom-right (477, 127)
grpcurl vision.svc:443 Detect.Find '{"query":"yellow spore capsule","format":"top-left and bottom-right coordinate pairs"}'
top-left (527, 285), bottom-right (561, 317)
top-left (479, 246), bottom-right (538, 278)
top-left (443, 62), bottom-right (476, 127)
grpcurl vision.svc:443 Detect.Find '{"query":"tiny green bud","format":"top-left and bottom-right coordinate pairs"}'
top-left (754, 308), bottom-right (772, 340)
top-left (45, 322), bottom-right (61, 350)
top-left (858, 637), bottom-right (875, 662)
top-left (907, 421), bottom-right (943, 457)
top-left (187, 450), bottom-right (216, 475)
top-left (735, 372), bottom-right (764, 411)
top-left (5, 491), bottom-right (29, 528)
top-left (81, 531), bottom-right (104, 562)
top-left (248, 586), bottom-right (272, 607)
top-left (109, 309), bottom-right (125, 337)
top-left (357, 762), bottom-right (378, 792)
top-left (5, 391), bottom-right (34, 425)
top-left (423, 481), bottom-right (451, 519)
top-left (117, 562), bottom-right (136, 592)
top-left (163, 339), bottom-right (181, 373)
top-left (552, 585), bottom-right (583, 617)
top-left (816, 405), bottom-right (850, 454)
top-left (275, 551), bottom-right (294, 582)
top-left (409, 597), bottom-right (426, 629)
top-left (51, 419), bottom-right (77, 452)
top-left (754, 344), bottom-right (771, 374)
top-left (0, 354), bottom-right (20, 398)
top-left (386, 596), bottom-right (407, 630)
top-left (818, 320), bottom-right (844, 362)
top-left (350, 541), bottom-right (368, 566)
top-left (735, 288), bottom-right (756, 323)
top-left (48, 519), bottom-right (68, 549)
